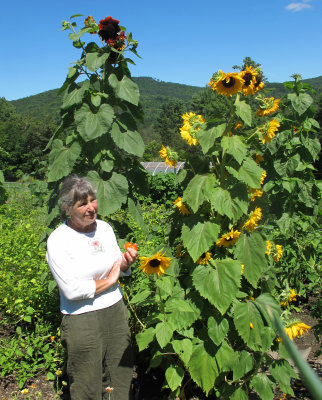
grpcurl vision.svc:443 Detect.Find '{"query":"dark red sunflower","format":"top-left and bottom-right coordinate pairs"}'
top-left (98, 16), bottom-right (121, 44)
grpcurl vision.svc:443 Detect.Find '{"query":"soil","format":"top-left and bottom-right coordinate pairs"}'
top-left (1, 309), bottom-right (321, 400)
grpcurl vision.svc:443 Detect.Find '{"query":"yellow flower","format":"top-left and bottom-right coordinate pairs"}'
top-left (283, 322), bottom-right (311, 341)
top-left (253, 74), bottom-right (265, 93)
top-left (243, 207), bottom-right (262, 232)
top-left (173, 197), bottom-right (189, 215)
top-left (216, 228), bottom-right (241, 247)
top-left (240, 65), bottom-right (258, 96)
top-left (265, 240), bottom-right (272, 255)
top-left (260, 171), bottom-right (267, 185)
top-left (249, 188), bottom-right (263, 202)
top-left (50, 336), bottom-right (55, 341)
top-left (179, 112), bottom-right (205, 146)
top-left (281, 289), bottom-right (298, 307)
top-left (159, 145), bottom-right (177, 167)
top-left (139, 251), bottom-right (171, 276)
top-left (241, 264), bottom-right (245, 274)
top-left (234, 121), bottom-right (243, 130)
top-left (208, 70), bottom-right (244, 97)
top-left (250, 322), bottom-right (254, 329)
top-left (257, 97), bottom-right (280, 116)
top-left (255, 153), bottom-right (264, 164)
top-left (262, 118), bottom-right (280, 144)
top-left (21, 389), bottom-right (29, 394)
top-left (197, 252), bottom-right (212, 265)
top-left (273, 244), bottom-right (283, 262)
top-left (55, 370), bottom-right (62, 376)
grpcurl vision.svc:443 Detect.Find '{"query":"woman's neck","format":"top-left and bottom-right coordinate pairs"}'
top-left (66, 219), bottom-right (97, 233)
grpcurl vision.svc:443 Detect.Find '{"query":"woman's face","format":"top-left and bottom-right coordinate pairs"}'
top-left (68, 195), bottom-right (98, 231)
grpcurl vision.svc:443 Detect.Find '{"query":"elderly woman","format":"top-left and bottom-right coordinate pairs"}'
top-left (46, 175), bottom-right (137, 400)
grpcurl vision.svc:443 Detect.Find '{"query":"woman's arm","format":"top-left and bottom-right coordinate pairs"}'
top-left (94, 259), bottom-right (121, 295)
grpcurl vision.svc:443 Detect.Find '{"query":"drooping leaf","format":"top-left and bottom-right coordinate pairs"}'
top-left (197, 123), bottom-right (226, 154)
top-left (87, 171), bottom-right (128, 215)
top-left (270, 360), bottom-right (297, 395)
top-left (182, 220), bottom-right (220, 262)
top-left (136, 327), bottom-right (155, 351)
top-left (288, 92), bottom-right (313, 115)
top-left (235, 95), bottom-right (252, 126)
top-left (172, 339), bottom-right (193, 365)
top-left (234, 232), bottom-right (267, 288)
top-left (155, 321), bottom-right (174, 348)
top-left (208, 316), bottom-right (229, 346)
top-left (110, 122), bottom-right (145, 157)
top-left (233, 301), bottom-right (265, 351)
top-left (109, 74), bottom-right (139, 105)
top-left (183, 174), bottom-right (217, 213)
top-left (75, 103), bottom-right (114, 141)
top-left (251, 374), bottom-right (274, 400)
top-left (47, 140), bottom-right (81, 182)
top-left (165, 365), bottom-right (184, 391)
top-left (254, 293), bottom-right (281, 328)
top-left (192, 260), bottom-right (241, 314)
top-left (188, 342), bottom-right (219, 395)
top-left (210, 187), bottom-right (234, 219)
top-left (128, 198), bottom-right (147, 233)
top-left (237, 158), bottom-right (264, 188)
top-left (221, 135), bottom-right (247, 164)
top-left (61, 80), bottom-right (90, 110)
top-left (233, 350), bottom-right (253, 380)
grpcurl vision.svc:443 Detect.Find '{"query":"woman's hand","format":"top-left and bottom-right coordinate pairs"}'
top-left (121, 246), bottom-right (138, 272)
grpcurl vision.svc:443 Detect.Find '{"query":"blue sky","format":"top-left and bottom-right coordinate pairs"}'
top-left (1, 0), bottom-right (321, 100)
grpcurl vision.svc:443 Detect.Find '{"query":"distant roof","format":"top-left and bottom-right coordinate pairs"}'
top-left (141, 162), bottom-right (185, 175)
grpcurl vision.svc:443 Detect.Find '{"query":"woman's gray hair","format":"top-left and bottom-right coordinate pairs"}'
top-left (59, 174), bottom-right (97, 213)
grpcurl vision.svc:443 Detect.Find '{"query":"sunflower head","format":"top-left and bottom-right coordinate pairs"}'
top-left (197, 252), bottom-right (212, 265)
top-left (216, 228), bottom-right (241, 247)
top-left (209, 70), bottom-right (244, 97)
top-left (139, 251), bottom-right (171, 276)
top-left (179, 112), bottom-right (205, 146)
top-left (98, 16), bottom-right (121, 43)
top-left (159, 145), bottom-right (178, 167)
top-left (262, 118), bottom-right (280, 144)
top-left (240, 65), bottom-right (258, 96)
top-left (173, 197), bottom-right (189, 215)
top-left (257, 96), bottom-right (280, 116)
top-left (84, 16), bottom-right (98, 34)
top-left (242, 207), bottom-right (262, 232)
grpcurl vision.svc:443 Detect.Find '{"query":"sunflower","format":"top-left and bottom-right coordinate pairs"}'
top-left (243, 207), bottom-right (262, 232)
top-left (234, 121), bottom-right (243, 130)
top-left (255, 153), bottom-right (264, 164)
top-left (250, 322), bottom-right (254, 329)
top-left (240, 65), bottom-right (258, 96)
top-left (179, 112), bottom-right (205, 146)
top-left (281, 289), bottom-right (298, 307)
top-left (253, 74), bottom-right (265, 93)
top-left (173, 197), bottom-right (189, 215)
top-left (257, 97), bottom-right (281, 116)
top-left (241, 264), bottom-right (245, 274)
top-left (282, 321), bottom-right (311, 341)
top-left (208, 70), bottom-right (244, 97)
top-left (159, 145), bottom-right (178, 167)
top-left (98, 16), bottom-right (121, 43)
top-left (260, 171), bottom-right (267, 185)
top-left (84, 16), bottom-right (97, 34)
top-left (273, 244), bottom-right (283, 262)
top-left (262, 118), bottom-right (280, 144)
top-left (139, 251), bottom-right (171, 276)
top-left (216, 228), bottom-right (241, 247)
top-left (197, 252), bottom-right (212, 265)
top-left (249, 188), bottom-right (263, 202)
top-left (265, 240), bottom-right (272, 254)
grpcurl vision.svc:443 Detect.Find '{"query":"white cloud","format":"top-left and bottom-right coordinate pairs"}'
top-left (285, 2), bottom-right (312, 12)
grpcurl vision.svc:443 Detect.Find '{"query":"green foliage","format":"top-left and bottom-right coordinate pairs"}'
top-left (146, 172), bottom-right (183, 206)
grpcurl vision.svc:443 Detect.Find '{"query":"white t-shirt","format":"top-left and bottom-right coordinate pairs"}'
top-left (46, 219), bottom-right (130, 315)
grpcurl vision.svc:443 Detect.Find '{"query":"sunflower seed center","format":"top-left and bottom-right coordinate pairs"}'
top-left (149, 259), bottom-right (161, 268)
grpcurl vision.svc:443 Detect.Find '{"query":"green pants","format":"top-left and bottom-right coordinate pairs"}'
top-left (60, 299), bottom-right (133, 400)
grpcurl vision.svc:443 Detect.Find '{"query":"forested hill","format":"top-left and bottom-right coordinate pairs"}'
top-left (10, 77), bottom-right (204, 122)
top-left (9, 75), bottom-right (322, 126)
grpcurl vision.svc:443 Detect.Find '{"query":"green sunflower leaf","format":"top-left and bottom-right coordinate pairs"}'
top-left (127, 198), bottom-right (147, 233)
top-left (87, 171), bottom-right (128, 216)
top-left (172, 339), bottom-right (193, 365)
top-left (75, 103), bottom-right (114, 141)
top-left (230, 387), bottom-right (249, 400)
top-left (234, 232), bottom-right (267, 288)
top-left (110, 122), bottom-right (145, 157)
top-left (166, 299), bottom-right (200, 330)
top-left (221, 135), bottom-right (247, 164)
top-left (233, 301), bottom-right (265, 351)
top-left (233, 350), bottom-right (253, 381)
top-left (197, 123), bottom-right (226, 154)
top-left (182, 220), bottom-right (220, 262)
top-left (85, 52), bottom-right (109, 72)
top-left (234, 96), bottom-right (252, 126)
top-left (61, 80), bottom-right (90, 110)
top-left (47, 140), bottom-right (81, 182)
top-left (165, 365), bottom-right (184, 391)
top-left (238, 158), bottom-right (264, 188)
top-left (188, 342), bottom-right (219, 395)
top-left (155, 321), bottom-right (174, 348)
top-left (183, 174), bottom-right (217, 213)
top-left (109, 74), bottom-right (139, 105)
top-left (136, 327), bottom-right (155, 351)
top-left (287, 92), bottom-right (313, 116)
top-left (192, 260), bottom-right (241, 314)
top-left (250, 374), bottom-right (274, 400)
top-left (269, 360), bottom-right (297, 396)
top-left (208, 316), bottom-right (229, 346)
